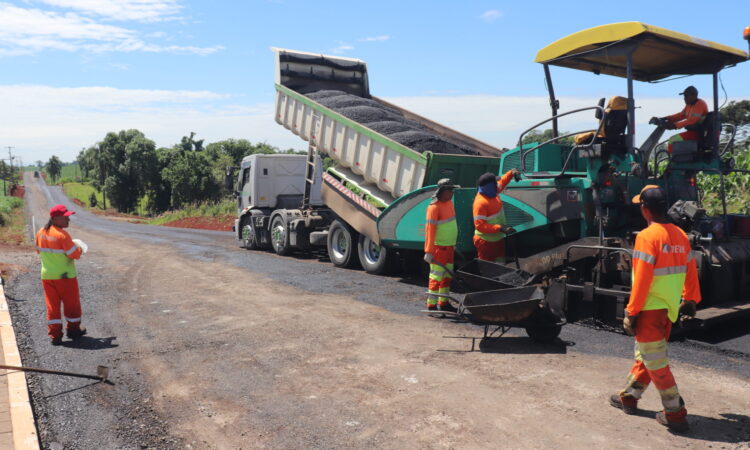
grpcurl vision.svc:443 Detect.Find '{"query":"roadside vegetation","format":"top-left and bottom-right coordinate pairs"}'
top-left (0, 196), bottom-right (25, 245)
top-left (698, 100), bottom-right (750, 216)
top-left (39, 131), bottom-right (302, 228)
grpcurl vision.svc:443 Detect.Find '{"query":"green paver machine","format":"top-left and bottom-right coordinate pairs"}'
top-left (484, 22), bottom-right (750, 332)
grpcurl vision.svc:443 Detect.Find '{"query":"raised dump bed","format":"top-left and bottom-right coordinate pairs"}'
top-left (273, 47), bottom-right (505, 201)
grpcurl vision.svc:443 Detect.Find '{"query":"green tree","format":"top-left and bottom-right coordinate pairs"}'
top-left (721, 100), bottom-right (750, 149)
top-left (520, 129), bottom-right (574, 146)
top-left (161, 150), bottom-right (220, 209)
top-left (46, 156), bottom-right (62, 183)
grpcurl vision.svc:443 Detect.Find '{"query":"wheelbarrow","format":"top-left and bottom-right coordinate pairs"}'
top-left (424, 279), bottom-right (567, 348)
top-left (452, 259), bottom-right (536, 293)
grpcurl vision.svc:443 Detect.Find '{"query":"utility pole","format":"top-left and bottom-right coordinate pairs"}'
top-left (6, 147), bottom-right (14, 186)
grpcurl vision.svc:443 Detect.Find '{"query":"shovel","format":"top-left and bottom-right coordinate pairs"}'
top-left (0, 364), bottom-right (110, 383)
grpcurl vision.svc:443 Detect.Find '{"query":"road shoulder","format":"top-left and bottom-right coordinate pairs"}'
top-left (0, 280), bottom-right (39, 449)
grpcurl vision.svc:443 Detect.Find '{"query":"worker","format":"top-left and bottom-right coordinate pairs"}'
top-left (657, 86), bottom-right (708, 153)
top-left (610, 185), bottom-right (701, 433)
top-left (35, 204), bottom-right (87, 346)
top-left (423, 179), bottom-right (458, 312)
top-left (472, 169), bottom-right (519, 263)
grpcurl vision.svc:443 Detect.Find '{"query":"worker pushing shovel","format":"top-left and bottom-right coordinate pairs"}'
top-left (35, 204), bottom-right (89, 346)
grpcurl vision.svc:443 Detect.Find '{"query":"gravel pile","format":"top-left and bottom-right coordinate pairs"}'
top-left (305, 90), bottom-right (477, 155)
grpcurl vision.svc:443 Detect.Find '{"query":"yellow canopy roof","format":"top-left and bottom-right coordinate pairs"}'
top-left (535, 22), bottom-right (748, 81)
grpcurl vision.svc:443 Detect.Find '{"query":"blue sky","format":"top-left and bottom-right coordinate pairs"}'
top-left (1, 0), bottom-right (749, 163)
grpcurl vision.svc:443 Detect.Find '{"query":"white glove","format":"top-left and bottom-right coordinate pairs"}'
top-left (423, 253), bottom-right (434, 264)
top-left (73, 238), bottom-right (88, 255)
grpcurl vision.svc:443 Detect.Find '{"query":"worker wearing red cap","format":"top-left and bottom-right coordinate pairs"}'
top-left (35, 204), bottom-right (87, 345)
top-left (610, 185), bottom-right (701, 433)
top-left (424, 179), bottom-right (458, 312)
top-left (658, 86), bottom-right (708, 153)
top-left (472, 170), bottom-right (518, 262)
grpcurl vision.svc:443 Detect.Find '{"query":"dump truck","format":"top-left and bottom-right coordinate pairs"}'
top-left (232, 48), bottom-right (504, 273)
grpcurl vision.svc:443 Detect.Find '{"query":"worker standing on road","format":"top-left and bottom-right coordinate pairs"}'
top-left (472, 169), bottom-right (518, 263)
top-left (424, 179), bottom-right (458, 312)
top-left (35, 205), bottom-right (87, 346)
top-left (658, 86), bottom-right (708, 153)
top-left (610, 185), bottom-right (701, 432)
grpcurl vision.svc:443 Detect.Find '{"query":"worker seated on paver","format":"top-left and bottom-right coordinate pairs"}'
top-left (472, 170), bottom-right (518, 263)
top-left (574, 96), bottom-right (629, 154)
top-left (424, 179), bottom-right (459, 312)
top-left (655, 86), bottom-right (708, 153)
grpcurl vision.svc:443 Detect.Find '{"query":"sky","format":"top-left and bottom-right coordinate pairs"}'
top-left (1, 0), bottom-right (749, 164)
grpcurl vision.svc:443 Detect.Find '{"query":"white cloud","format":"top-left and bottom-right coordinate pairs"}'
top-left (479, 10), bottom-right (502, 22)
top-left (359, 35), bottom-right (390, 42)
top-left (0, 3), bottom-right (220, 56)
top-left (0, 84), bottom-right (301, 162)
top-left (4, 85), bottom-right (722, 162)
top-left (331, 42), bottom-right (353, 54)
top-left (37, 0), bottom-right (182, 22)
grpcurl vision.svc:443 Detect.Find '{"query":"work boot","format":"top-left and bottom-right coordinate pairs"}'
top-left (438, 302), bottom-right (458, 313)
top-left (427, 304), bottom-right (437, 311)
top-left (656, 409), bottom-right (689, 433)
top-left (66, 326), bottom-right (87, 340)
top-left (50, 337), bottom-right (63, 346)
top-left (609, 393), bottom-right (638, 415)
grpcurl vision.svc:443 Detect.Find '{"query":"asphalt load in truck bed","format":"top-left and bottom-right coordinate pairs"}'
top-left (305, 90), bottom-right (479, 156)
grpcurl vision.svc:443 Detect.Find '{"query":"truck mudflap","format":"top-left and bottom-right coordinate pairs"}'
top-left (321, 172), bottom-right (381, 242)
top-left (377, 186), bottom-right (478, 253)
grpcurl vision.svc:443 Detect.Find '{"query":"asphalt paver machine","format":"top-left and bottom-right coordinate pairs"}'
top-left (477, 22), bottom-right (750, 334)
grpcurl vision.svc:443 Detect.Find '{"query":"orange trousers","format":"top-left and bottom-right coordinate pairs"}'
top-left (427, 246), bottom-right (454, 306)
top-left (42, 278), bottom-right (82, 339)
top-left (621, 309), bottom-right (686, 420)
top-left (473, 236), bottom-right (505, 263)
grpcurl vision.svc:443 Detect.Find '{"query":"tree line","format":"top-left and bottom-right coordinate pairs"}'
top-left (60, 130), bottom-right (300, 215)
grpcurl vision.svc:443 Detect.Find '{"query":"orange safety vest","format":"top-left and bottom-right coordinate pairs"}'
top-left (35, 226), bottom-right (83, 280)
top-left (666, 99), bottom-right (708, 130)
top-left (627, 222), bottom-right (701, 322)
top-left (472, 170), bottom-right (515, 242)
top-left (424, 199), bottom-right (457, 254)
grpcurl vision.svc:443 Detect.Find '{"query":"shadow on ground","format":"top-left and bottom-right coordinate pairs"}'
top-left (62, 336), bottom-right (118, 350)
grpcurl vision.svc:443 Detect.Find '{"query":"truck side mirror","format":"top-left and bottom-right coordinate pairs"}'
top-left (224, 166), bottom-right (238, 191)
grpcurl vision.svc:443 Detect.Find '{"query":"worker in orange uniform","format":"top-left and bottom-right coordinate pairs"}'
top-left (424, 179), bottom-right (458, 312)
top-left (35, 205), bottom-right (87, 346)
top-left (656, 85), bottom-right (708, 153)
top-left (472, 170), bottom-right (519, 263)
top-left (610, 186), bottom-right (700, 433)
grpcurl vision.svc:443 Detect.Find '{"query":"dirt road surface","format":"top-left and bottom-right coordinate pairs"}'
top-left (2, 173), bottom-right (749, 449)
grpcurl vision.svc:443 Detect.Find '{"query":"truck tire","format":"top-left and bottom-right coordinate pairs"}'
top-left (240, 215), bottom-right (259, 250)
top-left (271, 215), bottom-right (292, 256)
top-left (327, 220), bottom-right (360, 268)
top-left (357, 235), bottom-right (391, 275)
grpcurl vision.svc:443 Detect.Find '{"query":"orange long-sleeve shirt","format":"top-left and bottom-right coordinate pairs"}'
top-left (665, 99), bottom-right (708, 129)
top-left (472, 170), bottom-right (515, 235)
top-left (627, 222), bottom-right (701, 321)
top-left (424, 199), bottom-right (457, 254)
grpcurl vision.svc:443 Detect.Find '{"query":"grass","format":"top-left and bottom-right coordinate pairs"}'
top-left (42, 164), bottom-right (82, 184)
top-left (146, 199), bottom-right (236, 225)
top-left (63, 182), bottom-right (104, 208)
top-left (0, 196), bottom-right (25, 245)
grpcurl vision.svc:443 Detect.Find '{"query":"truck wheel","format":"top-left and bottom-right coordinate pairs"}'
top-left (327, 220), bottom-right (360, 268)
top-left (357, 235), bottom-right (391, 275)
top-left (271, 215), bottom-right (291, 256)
top-left (240, 216), bottom-right (259, 250)
top-left (525, 323), bottom-right (562, 344)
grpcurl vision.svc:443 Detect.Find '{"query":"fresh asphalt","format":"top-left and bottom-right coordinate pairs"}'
top-left (3, 173), bottom-right (749, 448)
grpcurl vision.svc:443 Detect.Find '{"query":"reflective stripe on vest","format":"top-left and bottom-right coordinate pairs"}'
top-left (474, 210), bottom-right (506, 242)
top-left (429, 216), bottom-right (457, 247)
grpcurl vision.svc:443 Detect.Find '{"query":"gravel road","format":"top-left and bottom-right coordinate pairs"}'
top-left (2, 173), bottom-right (749, 449)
